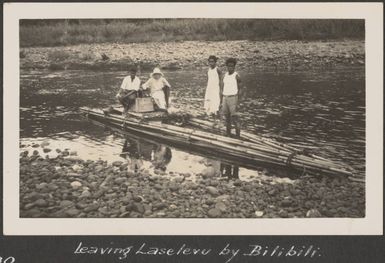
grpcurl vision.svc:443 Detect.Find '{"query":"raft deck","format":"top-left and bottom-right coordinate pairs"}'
top-left (80, 106), bottom-right (356, 178)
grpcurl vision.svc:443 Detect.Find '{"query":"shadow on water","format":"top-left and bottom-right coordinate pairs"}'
top-left (20, 67), bottom-right (365, 179)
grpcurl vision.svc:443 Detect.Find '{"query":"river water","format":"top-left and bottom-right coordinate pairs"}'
top-left (20, 67), bottom-right (365, 180)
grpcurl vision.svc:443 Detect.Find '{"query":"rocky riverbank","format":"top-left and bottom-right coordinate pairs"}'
top-left (20, 144), bottom-right (365, 218)
top-left (20, 40), bottom-right (364, 71)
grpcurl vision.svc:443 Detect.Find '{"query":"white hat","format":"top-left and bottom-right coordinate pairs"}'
top-left (150, 67), bottom-right (164, 77)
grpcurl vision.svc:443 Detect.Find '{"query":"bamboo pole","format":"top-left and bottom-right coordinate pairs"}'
top-left (189, 117), bottom-right (346, 167)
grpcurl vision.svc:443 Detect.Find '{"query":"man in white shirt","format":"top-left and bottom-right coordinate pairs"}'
top-left (221, 58), bottom-right (244, 138)
top-left (116, 67), bottom-right (141, 113)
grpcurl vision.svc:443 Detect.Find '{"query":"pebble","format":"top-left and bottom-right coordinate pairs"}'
top-left (43, 148), bottom-right (52, 153)
top-left (70, 181), bottom-right (82, 189)
top-left (233, 180), bottom-right (242, 187)
top-left (206, 186), bottom-right (219, 196)
top-left (132, 196), bottom-right (143, 203)
top-left (80, 190), bottom-right (91, 198)
top-left (24, 203), bottom-right (36, 210)
top-left (114, 177), bottom-right (127, 184)
top-left (255, 211), bottom-right (264, 217)
top-left (36, 182), bottom-right (48, 190)
top-left (156, 212), bottom-right (166, 217)
top-left (112, 161), bottom-right (123, 167)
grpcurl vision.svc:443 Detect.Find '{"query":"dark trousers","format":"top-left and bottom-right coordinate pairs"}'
top-left (119, 90), bottom-right (138, 111)
top-left (163, 86), bottom-right (170, 108)
top-left (221, 95), bottom-right (241, 137)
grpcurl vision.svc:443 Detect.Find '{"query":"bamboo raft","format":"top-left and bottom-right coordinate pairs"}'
top-left (79, 106), bottom-right (356, 178)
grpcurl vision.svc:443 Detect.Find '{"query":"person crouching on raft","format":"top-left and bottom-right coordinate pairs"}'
top-left (116, 66), bottom-right (141, 113)
top-left (204, 55), bottom-right (222, 119)
top-left (142, 67), bottom-right (171, 111)
top-left (221, 58), bottom-right (244, 138)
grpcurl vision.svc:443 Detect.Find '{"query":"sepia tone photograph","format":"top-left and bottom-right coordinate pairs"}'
top-left (17, 17), bottom-right (367, 220)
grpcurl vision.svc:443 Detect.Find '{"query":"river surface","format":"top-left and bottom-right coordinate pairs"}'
top-left (20, 67), bottom-right (365, 180)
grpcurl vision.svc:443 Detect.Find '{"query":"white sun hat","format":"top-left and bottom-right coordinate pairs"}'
top-left (150, 67), bottom-right (164, 77)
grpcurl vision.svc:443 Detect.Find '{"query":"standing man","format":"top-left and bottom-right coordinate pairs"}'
top-left (116, 66), bottom-right (141, 113)
top-left (221, 58), bottom-right (244, 138)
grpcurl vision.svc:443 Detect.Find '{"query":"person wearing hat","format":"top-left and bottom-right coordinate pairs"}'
top-left (116, 66), bottom-right (141, 113)
top-left (142, 67), bottom-right (171, 111)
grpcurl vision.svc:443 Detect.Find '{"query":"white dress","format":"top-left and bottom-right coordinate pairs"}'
top-left (204, 67), bottom-right (221, 115)
top-left (142, 77), bottom-right (171, 109)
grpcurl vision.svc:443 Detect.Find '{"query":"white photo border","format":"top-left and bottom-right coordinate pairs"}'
top-left (3, 2), bottom-right (383, 235)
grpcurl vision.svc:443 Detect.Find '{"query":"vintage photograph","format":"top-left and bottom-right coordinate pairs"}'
top-left (17, 18), bottom-right (367, 219)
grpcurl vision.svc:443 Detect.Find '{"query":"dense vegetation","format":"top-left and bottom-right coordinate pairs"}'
top-left (20, 19), bottom-right (364, 47)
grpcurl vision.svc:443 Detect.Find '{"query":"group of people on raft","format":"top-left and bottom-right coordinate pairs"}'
top-left (116, 56), bottom-right (244, 137)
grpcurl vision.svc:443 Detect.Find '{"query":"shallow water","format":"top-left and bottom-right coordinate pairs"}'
top-left (20, 67), bottom-right (365, 179)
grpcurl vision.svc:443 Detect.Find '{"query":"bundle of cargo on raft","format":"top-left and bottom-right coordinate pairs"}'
top-left (79, 106), bottom-right (357, 179)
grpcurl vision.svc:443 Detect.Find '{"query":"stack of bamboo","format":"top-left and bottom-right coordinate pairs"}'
top-left (188, 118), bottom-right (354, 177)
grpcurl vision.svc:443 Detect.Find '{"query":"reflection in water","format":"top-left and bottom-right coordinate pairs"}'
top-left (220, 163), bottom-right (239, 180)
top-left (120, 138), bottom-right (172, 173)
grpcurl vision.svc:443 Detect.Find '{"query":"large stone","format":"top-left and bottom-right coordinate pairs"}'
top-left (202, 167), bottom-right (217, 178)
top-left (65, 208), bottom-right (80, 217)
top-left (169, 184), bottom-right (180, 192)
top-left (112, 161), bottom-right (123, 167)
top-left (206, 186), bottom-right (219, 196)
top-left (60, 200), bottom-right (74, 208)
top-left (36, 182), bottom-right (48, 190)
top-left (208, 208), bottom-right (222, 218)
top-left (154, 184), bottom-right (163, 191)
top-left (215, 202), bottom-right (227, 212)
top-left (84, 203), bottom-right (100, 212)
top-left (306, 209), bottom-right (322, 218)
top-left (133, 203), bottom-right (145, 214)
top-left (34, 199), bottom-right (48, 207)
top-left (24, 203), bottom-right (36, 210)
top-left (114, 177), bottom-right (127, 184)
top-left (121, 196), bottom-right (132, 205)
top-left (281, 199), bottom-right (292, 207)
top-left (153, 202), bottom-right (167, 210)
top-left (278, 210), bottom-right (289, 218)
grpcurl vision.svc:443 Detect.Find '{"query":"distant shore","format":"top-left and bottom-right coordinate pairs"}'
top-left (20, 40), bottom-right (364, 71)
